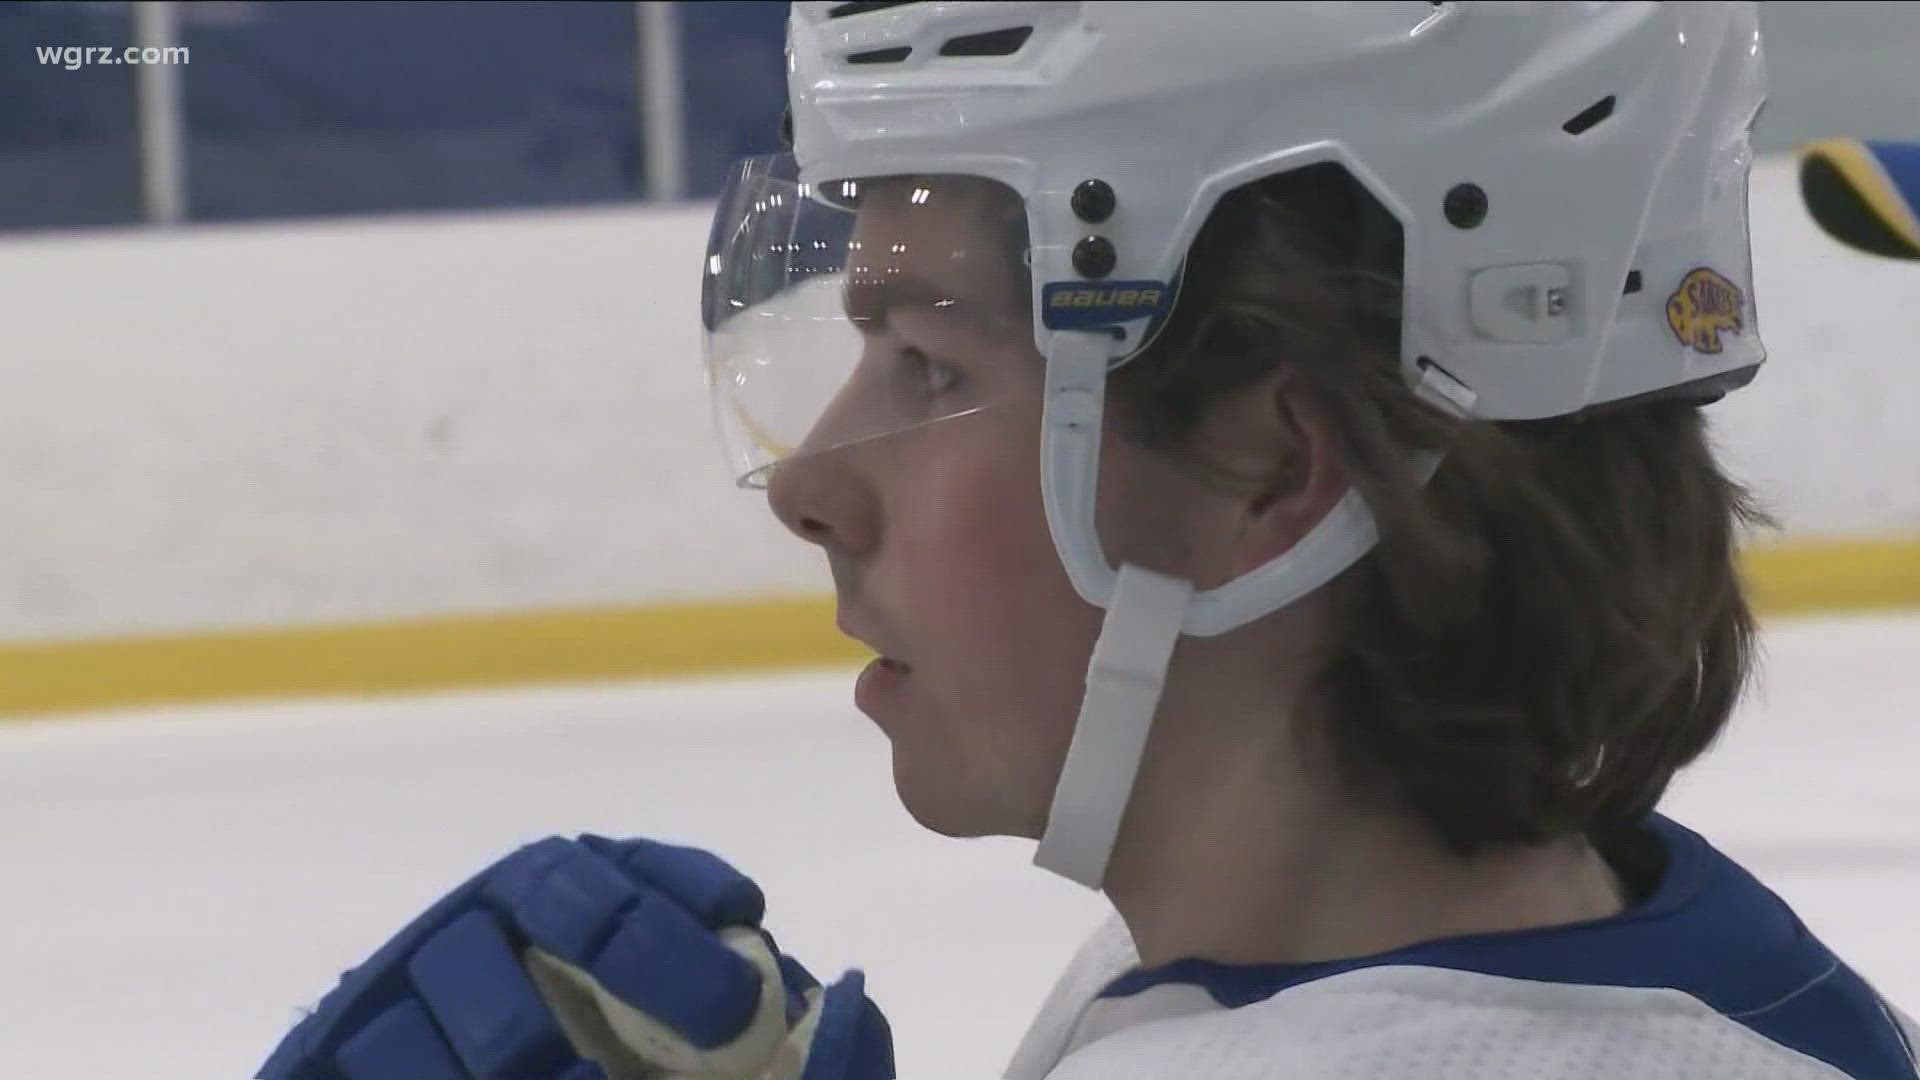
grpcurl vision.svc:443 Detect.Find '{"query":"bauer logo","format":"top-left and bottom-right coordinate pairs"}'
top-left (1665, 267), bottom-right (1746, 354)
top-left (1041, 281), bottom-right (1172, 331)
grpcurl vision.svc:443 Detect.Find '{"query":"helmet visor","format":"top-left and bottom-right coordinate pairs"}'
top-left (702, 154), bottom-right (1036, 487)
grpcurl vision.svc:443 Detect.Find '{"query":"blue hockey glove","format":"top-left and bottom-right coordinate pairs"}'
top-left (257, 835), bottom-right (894, 1080)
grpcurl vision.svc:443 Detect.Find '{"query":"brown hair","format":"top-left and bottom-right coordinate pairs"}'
top-left (1109, 162), bottom-right (1775, 855)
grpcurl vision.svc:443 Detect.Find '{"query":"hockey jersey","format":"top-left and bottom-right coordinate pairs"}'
top-left (1006, 816), bottom-right (1919, 1079)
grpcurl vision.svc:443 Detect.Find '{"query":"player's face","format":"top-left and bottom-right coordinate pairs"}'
top-left (766, 180), bottom-right (1229, 840)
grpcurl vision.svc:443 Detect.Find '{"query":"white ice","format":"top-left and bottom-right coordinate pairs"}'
top-left (2, 612), bottom-right (1916, 1080)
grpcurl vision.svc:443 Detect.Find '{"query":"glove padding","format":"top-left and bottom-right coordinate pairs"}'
top-left (258, 835), bottom-right (894, 1080)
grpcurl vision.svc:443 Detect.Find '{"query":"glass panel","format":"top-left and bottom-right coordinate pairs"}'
top-left (179, 1), bottom-right (644, 221)
top-left (677, 0), bottom-right (789, 199)
top-left (0, 2), bottom-right (141, 231)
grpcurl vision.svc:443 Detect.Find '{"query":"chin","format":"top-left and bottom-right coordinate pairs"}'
top-left (892, 765), bottom-right (985, 838)
top-left (890, 751), bottom-right (1046, 841)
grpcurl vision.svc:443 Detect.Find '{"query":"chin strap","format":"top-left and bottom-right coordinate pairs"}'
top-left (1033, 562), bottom-right (1193, 889)
top-left (1029, 333), bottom-right (1477, 892)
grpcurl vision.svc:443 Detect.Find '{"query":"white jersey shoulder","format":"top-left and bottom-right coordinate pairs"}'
top-left (1005, 817), bottom-right (1919, 1080)
top-left (1005, 912), bottom-right (1141, 1078)
top-left (1010, 925), bottom-right (1878, 1080)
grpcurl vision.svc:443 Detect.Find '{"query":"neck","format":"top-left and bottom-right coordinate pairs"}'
top-left (1100, 687), bottom-right (1628, 970)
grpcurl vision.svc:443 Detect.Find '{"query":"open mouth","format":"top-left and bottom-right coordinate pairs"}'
top-left (877, 656), bottom-right (912, 675)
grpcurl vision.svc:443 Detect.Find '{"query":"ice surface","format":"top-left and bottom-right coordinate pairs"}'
top-left (1, 613), bottom-right (1915, 1080)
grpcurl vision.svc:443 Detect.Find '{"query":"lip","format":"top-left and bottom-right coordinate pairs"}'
top-left (837, 613), bottom-right (912, 673)
top-left (840, 611), bottom-right (913, 722)
top-left (855, 655), bottom-right (911, 718)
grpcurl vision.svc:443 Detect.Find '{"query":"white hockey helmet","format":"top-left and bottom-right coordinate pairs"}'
top-left (703, 1), bottom-right (1767, 889)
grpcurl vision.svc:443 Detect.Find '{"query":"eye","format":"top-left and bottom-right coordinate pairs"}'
top-left (904, 347), bottom-right (963, 397)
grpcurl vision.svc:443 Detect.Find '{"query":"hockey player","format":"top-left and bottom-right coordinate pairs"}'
top-left (260, 3), bottom-right (1920, 1078)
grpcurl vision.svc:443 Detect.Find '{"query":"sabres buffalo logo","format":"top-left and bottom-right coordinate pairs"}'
top-left (1665, 267), bottom-right (1746, 354)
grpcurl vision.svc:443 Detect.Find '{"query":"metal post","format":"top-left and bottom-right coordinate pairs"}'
top-left (636, 1), bottom-right (688, 201)
top-left (132, 1), bottom-right (188, 225)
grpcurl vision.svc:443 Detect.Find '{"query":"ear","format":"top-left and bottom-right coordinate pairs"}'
top-left (1185, 367), bottom-right (1353, 578)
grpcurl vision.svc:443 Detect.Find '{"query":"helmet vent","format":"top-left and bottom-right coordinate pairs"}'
top-left (940, 26), bottom-right (1035, 57)
top-left (828, 1), bottom-right (921, 18)
top-left (1562, 96), bottom-right (1617, 136)
top-left (847, 46), bottom-right (913, 65)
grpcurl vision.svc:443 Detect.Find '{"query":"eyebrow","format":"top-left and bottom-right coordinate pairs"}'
top-left (841, 270), bottom-right (964, 330)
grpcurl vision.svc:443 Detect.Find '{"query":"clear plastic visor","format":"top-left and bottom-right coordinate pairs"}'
top-left (702, 154), bottom-right (1037, 487)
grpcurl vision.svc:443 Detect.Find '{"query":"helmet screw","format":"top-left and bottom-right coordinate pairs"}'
top-left (1444, 182), bottom-right (1488, 228)
top-left (1071, 179), bottom-right (1116, 224)
top-left (1073, 235), bottom-right (1117, 279)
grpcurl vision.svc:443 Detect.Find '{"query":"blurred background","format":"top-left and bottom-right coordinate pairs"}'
top-left (1, 4), bottom-right (1917, 1079)
top-left (1, 0), bottom-right (1918, 707)
top-left (3, 1), bottom-right (1918, 231)
top-left (1, 0), bottom-right (791, 227)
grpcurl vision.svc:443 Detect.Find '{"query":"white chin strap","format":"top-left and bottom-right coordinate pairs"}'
top-left (1031, 561), bottom-right (1192, 889)
top-left (1032, 331), bottom-right (1468, 890)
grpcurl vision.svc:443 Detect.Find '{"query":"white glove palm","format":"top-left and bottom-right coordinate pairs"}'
top-left (526, 927), bottom-right (826, 1080)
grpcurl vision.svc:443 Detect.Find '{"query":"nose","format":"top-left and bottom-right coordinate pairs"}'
top-left (766, 446), bottom-right (880, 556)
